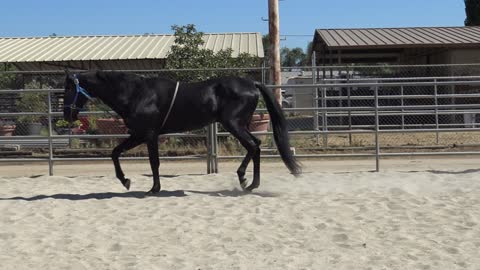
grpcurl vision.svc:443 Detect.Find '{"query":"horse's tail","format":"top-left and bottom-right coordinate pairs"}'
top-left (255, 82), bottom-right (301, 176)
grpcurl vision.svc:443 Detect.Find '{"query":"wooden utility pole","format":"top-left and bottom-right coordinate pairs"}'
top-left (268, 0), bottom-right (282, 105)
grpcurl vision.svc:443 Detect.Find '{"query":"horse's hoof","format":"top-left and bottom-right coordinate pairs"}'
top-left (246, 184), bottom-right (258, 192)
top-left (145, 186), bottom-right (161, 196)
top-left (123, 179), bottom-right (131, 190)
top-left (240, 180), bottom-right (249, 191)
top-left (144, 191), bottom-right (155, 197)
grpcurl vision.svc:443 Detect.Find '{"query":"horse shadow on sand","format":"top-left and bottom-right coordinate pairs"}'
top-left (0, 190), bottom-right (186, 201)
top-left (0, 188), bottom-right (278, 202)
top-left (0, 172), bottom-right (278, 201)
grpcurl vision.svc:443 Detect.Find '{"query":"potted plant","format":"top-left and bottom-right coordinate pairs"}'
top-left (0, 120), bottom-right (16, 136)
top-left (15, 92), bottom-right (47, 135)
top-left (87, 102), bottom-right (128, 135)
top-left (55, 119), bottom-right (84, 135)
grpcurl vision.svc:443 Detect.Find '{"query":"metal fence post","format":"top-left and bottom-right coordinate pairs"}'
top-left (400, 86), bottom-right (405, 130)
top-left (206, 123), bottom-right (219, 174)
top-left (312, 52), bottom-right (320, 145)
top-left (261, 61), bottom-right (266, 85)
top-left (206, 125), bottom-right (212, 174)
top-left (322, 83), bottom-right (328, 149)
top-left (374, 86), bottom-right (380, 172)
top-left (434, 79), bottom-right (439, 144)
top-left (47, 91), bottom-right (54, 176)
top-left (347, 67), bottom-right (352, 146)
top-left (213, 122), bottom-right (218, 173)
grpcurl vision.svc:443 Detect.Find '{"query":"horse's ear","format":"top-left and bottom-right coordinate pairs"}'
top-left (64, 68), bottom-right (73, 80)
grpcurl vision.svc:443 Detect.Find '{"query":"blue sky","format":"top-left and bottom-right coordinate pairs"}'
top-left (0, 0), bottom-right (467, 50)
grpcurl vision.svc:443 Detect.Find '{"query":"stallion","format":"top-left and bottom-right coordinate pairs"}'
top-left (64, 71), bottom-right (301, 194)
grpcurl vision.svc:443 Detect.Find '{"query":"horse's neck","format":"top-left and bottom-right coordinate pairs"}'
top-left (99, 93), bottom-right (127, 118)
top-left (84, 78), bottom-right (129, 119)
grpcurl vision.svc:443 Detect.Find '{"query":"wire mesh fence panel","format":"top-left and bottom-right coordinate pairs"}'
top-left (0, 70), bottom-right (208, 162)
top-left (3, 65), bottom-right (480, 172)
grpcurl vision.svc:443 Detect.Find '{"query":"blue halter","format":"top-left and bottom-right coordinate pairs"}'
top-left (66, 74), bottom-right (93, 109)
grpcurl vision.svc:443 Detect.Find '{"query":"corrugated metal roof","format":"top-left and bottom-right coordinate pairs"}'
top-left (0, 33), bottom-right (264, 63)
top-left (315, 26), bottom-right (480, 49)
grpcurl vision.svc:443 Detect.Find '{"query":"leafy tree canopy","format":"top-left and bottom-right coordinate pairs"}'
top-left (281, 47), bottom-right (307, 67)
top-left (166, 24), bottom-right (260, 82)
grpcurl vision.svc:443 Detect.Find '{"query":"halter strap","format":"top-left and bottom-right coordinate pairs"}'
top-left (65, 74), bottom-right (93, 109)
top-left (160, 82), bottom-right (180, 130)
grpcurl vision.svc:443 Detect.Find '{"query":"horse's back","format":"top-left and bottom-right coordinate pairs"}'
top-left (210, 77), bottom-right (260, 124)
top-left (158, 77), bottom-right (259, 133)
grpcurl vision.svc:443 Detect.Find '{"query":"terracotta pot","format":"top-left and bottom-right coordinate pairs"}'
top-left (78, 116), bottom-right (89, 131)
top-left (0, 125), bottom-right (16, 136)
top-left (96, 118), bottom-right (128, 134)
top-left (249, 114), bottom-right (270, 132)
top-left (71, 127), bottom-right (86, 135)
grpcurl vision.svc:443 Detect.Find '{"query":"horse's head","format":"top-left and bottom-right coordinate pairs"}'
top-left (63, 72), bottom-right (92, 122)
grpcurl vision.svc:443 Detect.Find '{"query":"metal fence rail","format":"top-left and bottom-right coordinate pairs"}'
top-left (2, 65), bottom-right (480, 175)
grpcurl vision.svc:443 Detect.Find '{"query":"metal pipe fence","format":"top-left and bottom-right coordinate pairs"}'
top-left (2, 66), bottom-right (480, 175)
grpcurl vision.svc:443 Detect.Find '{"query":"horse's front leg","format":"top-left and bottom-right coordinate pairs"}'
top-left (146, 134), bottom-right (161, 194)
top-left (111, 134), bottom-right (144, 190)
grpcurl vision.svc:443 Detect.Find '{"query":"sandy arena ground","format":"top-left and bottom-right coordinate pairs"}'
top-left (1, 158), bottom-right (480, 269)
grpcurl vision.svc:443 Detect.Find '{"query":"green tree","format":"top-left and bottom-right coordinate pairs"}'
top-left (305, 41), bottom-right (314, 64)
top-left (166, 24), bottom-right (260, 82)
top-left (465, 0), bottom-right (480, 26)
top-left (15, 79), bottom-right (48, 123)
top-left (0, 64), bottom-right (16, 89)
top-left (281, 47), bottom-right (307, 68)
top-left (262, 34), bottom-right (270, 64)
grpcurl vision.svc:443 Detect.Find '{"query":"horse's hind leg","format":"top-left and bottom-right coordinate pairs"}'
top-left (237, 135), bottom-right (261, 190)
top-left (146, 134), bottom-right (161, 194)
top-left (112, 135), bottom-right (144, 190)
top-left (237, 155), bottom-right (252, 188)
top-left (223, 122), bottom-right (261, 191)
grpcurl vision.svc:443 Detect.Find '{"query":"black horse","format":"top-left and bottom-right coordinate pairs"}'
top-left (64, 71), bottom-right (301, 194)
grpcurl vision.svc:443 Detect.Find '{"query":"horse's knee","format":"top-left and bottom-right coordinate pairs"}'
top-left (252, 136), bottom-right (261, 146)
top-left (111, 149), bottom-right (121, 160)
top-left (250, 145), bottom-right (260, 157)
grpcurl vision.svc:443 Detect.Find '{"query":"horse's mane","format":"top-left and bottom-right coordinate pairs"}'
top-left (93, 71), bottom-right (176, 84)
top-left (150, 75), bottom-right (175, 83)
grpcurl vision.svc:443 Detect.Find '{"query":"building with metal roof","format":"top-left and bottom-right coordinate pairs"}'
top-left (0, 33), bottom-right (264, 70)
top-left (313, 26), bottom-right (480, 65)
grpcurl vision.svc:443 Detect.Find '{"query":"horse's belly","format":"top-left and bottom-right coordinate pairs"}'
top-left (161, 113), bottom-right (216, 133)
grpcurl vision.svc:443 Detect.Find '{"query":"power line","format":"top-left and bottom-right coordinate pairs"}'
top-left (280, 35), bottom-right (311, 37)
